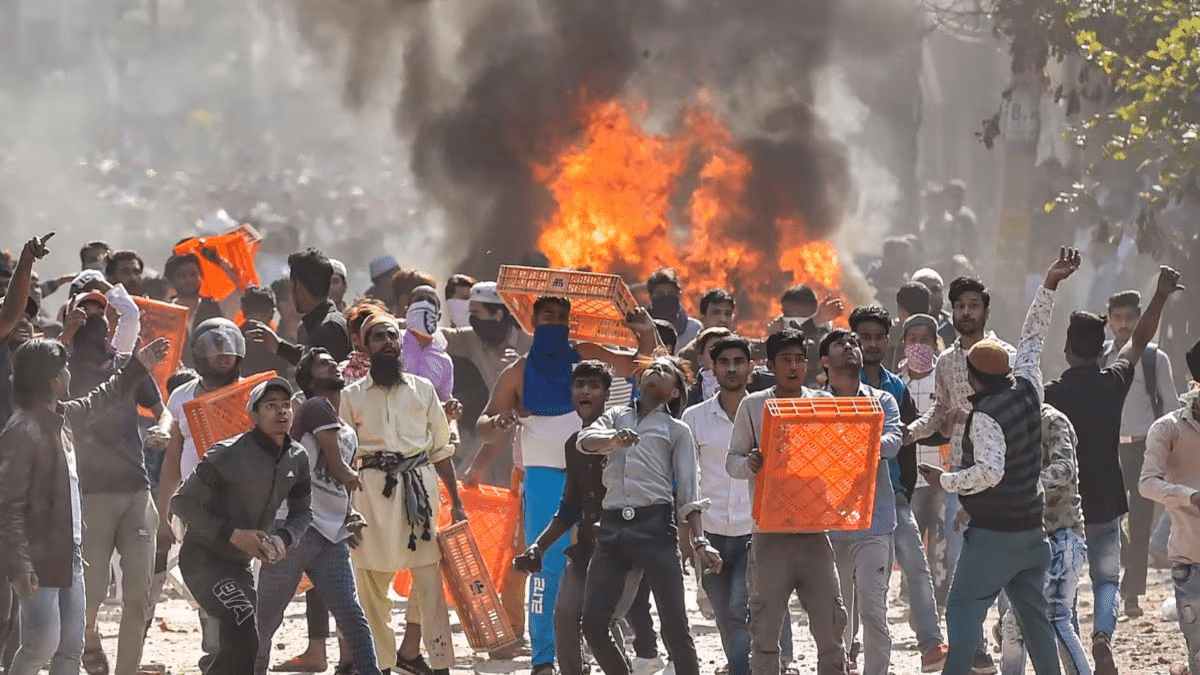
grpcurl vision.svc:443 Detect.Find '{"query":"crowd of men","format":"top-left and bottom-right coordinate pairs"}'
top-left (0, 229), bottom-right (1197, 675)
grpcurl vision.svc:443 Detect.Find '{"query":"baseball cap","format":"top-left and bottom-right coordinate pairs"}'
top-left (469, 281), bottom-right (503, 305)
top-left (72, 290), bottom-right (108, 311)
top-left (369, 255), bottom-right (399, 281)
top-left (69, 269), bottom-right (106, 296)
top-left (246, 376), bottom-right (294, 413)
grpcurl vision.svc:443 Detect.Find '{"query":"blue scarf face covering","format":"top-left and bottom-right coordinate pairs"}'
top-left (523, 323), bottom-right (581, 416)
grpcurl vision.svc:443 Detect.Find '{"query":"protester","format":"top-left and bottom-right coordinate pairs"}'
top-left (905, 274), bottom-right (1013, 672)
top-left (247, 247), bottom-right (352, 365)
top-left (0, 336), bottom-right (168, 675)
top-left (443, 274), bottom-right (478, 329)
top-left (254, 349), bottom-right (380, 675)
top-left (676, 289), bottom-right (736, 370)
top-left (822, 327), bottom-right (903, 675)
top-left (1103, 290), bottom-right (1179, 618)
top-left (849, 308), bottom-right (948, 673)
top-left (917, 248), bottom-right (1084, 675)
top-left (365, 255), bottom-right (400, 309)
top-left (156, 317), bottom-right (249, 670)
top-left (171, 376), bottom-right (313, 675)
top-left (910, 268), bottom-right (956, 348)
top-left (104, 250), bottom-right (145, 297)
top-left (1044, 264), bottom-right (1183, 675)
top-left (239, 285), bottom-right (293, 378)
top-left (998, 403), bottom-right (1090, 675)
top-left (646, 268), bottom-right (702, 352)
top-left (390, 268), bottom-right (439, 316)
top-left (578, 355), bottom-right (722, 675)
top-left (339, 313), bottom-right (465, 675)
top-left (60, 280), bottom-right (170, 675)
top-left (477, 299), bottom-right (661, 675)
top-left (512, 360), bottom-right (641, 675)
top-left (329, 258), bottom-right (348, 311)
top-left (727, 329), bottom-right (847, 675)
top-left (1140, 340), bottom-right (1200, 675)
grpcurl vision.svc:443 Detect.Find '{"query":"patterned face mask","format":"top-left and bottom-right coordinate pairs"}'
top-left (904, 343), bottom-right (938, 374)
top-left (1180, 384), bottom-right (1200, 411)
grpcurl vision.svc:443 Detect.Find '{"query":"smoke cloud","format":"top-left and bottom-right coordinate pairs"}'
top-left (288, 0), bottom-right (924, 280)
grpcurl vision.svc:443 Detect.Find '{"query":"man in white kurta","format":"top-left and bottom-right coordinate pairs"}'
top-left (340, 314), bottom-right (464, 673)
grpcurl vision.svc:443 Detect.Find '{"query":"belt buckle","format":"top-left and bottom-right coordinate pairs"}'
top-left (621, 507), bottom-right (635, 521)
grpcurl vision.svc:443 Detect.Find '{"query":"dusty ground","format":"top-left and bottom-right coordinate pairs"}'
top-left (96, 562), bottom-right (1186, 675)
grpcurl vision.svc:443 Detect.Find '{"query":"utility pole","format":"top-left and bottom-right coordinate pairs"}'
top-left (994, 60), bottom-right (1042, 335)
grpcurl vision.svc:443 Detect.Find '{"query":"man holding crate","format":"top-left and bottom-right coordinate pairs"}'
top-left (726, 329), bottom-right (847, 675)
top-left (477, 296), bottom-right (661, 675)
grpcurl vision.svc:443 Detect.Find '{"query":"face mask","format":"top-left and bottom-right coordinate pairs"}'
top-left (74, 315), bottom-right (115, 367)
top-left (470, 315), bottom-right (510, 347)
top-left (531, 323), bottom-right (572, 352)
top-left (649, 294), bottom-right (687, 334)
top-left (1180, 385), bottom-right (1200, 411)
top-left (405, 300), bottom-right (439, 337)
top-left (446, 298), bottom-right (471, 328)
top-left (904, 343), bottom-right (937, 374)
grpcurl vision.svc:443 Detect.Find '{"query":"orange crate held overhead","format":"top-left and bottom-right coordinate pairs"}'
top-left (174, 223), bottom-right (262, 302)
top-left (131, 297), bottom-right (189, 402)
top-left (496, 265), bottom-right (639, 349)
top-left (182, 371), bottom-right (277, 458)
top-left (392, 483), bottom-right (519, 603)
top-left (752, 397), bottom-right (884, 533)
top-left (437, 520), bottom-right (519, 653)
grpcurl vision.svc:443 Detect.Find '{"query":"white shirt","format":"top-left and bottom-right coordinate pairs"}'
top-left (166, 378), bottom-right (203, 480)
top-left (682, 395), bottom-right (752, 537)
top-left (902, 370), bottom-right (942, 487)
top-left (65, 440), bottom-right (82, 545)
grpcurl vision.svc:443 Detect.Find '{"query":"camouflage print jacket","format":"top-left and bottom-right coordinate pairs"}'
top-left (1040, 404), bottom-right (1085, 536)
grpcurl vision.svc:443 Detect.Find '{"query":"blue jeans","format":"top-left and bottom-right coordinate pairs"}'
top-left (1173, 563), bottom-right (1200, 675)
top-left (255, 528), bottom-right (381, 675)
top-left (894, 493), bottom-right (943, 650)
top-left (1000, 529), bottom-right (1091, 675)
top-left (524, 466), bottom-right (569, 668)
top-left (1084, 518), bottom-right (1121, 639)
top-left (10, 550), bottom-right (86, 675)
top-left (702, 534), bottom-right (794, 675)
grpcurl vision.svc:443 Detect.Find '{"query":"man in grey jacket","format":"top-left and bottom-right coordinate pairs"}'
top-left (171, 377), bottom-right (313, 675)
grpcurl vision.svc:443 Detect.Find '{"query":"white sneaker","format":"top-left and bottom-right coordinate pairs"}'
top-left (631, 656), bottom-right (666, 675)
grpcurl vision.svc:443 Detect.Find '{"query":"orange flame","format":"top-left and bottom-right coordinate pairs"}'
top-left (536, 98), bottom-right (842, 335)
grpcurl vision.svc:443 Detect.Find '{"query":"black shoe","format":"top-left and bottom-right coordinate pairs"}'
top-left (1093, 634), bottom-right (1118, 675)
top-left (532, 664), bottom-right (556, 675)
top-left (394, 653), bottom-right (433, 675)
top-left (970, 651), bottom-right (997, 675)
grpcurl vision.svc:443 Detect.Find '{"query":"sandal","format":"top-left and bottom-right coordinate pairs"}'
top-left (83, 646), bottom-right (110, 675)
top-left (333, 664), bottom-right (357, 675)
top-left (271, 656), bottom-right (328, 672)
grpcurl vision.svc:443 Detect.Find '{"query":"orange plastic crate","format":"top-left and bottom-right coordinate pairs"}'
top-left (751, 397), bottom-right (883, 532)
top-left (437, 520), bottom-right (519, 653)
top-left (131, 297), bottom-right (189, 402)
top-left (392, 484), bottom-right (519, 603)
top-left (182, 371), bottom-right (277, 457)
top-left (497, 265), bottom-right (639, 348)
top-left (174, 223), bottom-right (262, 302)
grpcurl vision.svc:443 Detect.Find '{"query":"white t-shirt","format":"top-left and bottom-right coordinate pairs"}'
top-left (166, 378), bottom-right (203, 481)
top-left (279, 396), bottom-right (358, 543)
top-left (903, 371), bottom-right (942, 487)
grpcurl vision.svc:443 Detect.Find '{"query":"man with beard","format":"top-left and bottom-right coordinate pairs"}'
top-left (60, 280), bottom-right (172, 675)
top-left (850, 307), bottom-right (948, 672)
top-left (339, 313), bottom-right (466, 675)
top-left (104, 250), bottom-right (145, 297)
top-left (155, 317), bottom-right (247, 671)
top-left (0, 337), bottom-right (169, 675)
top-left (171, 377), bottom-right (313, 675)
top-left (905, 276), bottom-right (1013, 674)
top-left (821, 329), bottom-right (904, 675)
top-left (1043, 265), bottom-right (1182, 675)
top-left (164, 253), bottom-right (224, 368)
top-left (255, 348), bottom-right (380, 675)
top-left (476, 298), bottom-right (661, 675)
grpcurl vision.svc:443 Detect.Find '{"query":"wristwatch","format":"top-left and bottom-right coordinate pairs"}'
top-left (690, 536), bottom-right (710, 550)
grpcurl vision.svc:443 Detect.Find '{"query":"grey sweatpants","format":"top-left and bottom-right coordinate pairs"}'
top-left (832, 535), bottom-right (893, 675)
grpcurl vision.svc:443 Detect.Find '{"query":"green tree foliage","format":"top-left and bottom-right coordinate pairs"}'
top-left (985, 0), bottom-right (1200, 221)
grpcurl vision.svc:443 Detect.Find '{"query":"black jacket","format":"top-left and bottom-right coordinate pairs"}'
top-left (172, 428), bottom-right (312, 563)
top-left (278, 299), bottom-right (351, 365)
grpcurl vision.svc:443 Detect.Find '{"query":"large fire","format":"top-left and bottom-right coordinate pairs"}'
top-left (535, 99), bottom-right (842, 336)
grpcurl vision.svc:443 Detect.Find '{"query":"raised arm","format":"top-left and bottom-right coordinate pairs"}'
top-left (575, 307), bottom-right (663, 378)
top-left (1117, 266), bottom-right (1184, 365)
top-left (0, 235), bottom-right (52, 340)
top-left (106, 283), bottom-right (141, 354)
top-left (1016, 247), bottom-right (1082, 401)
